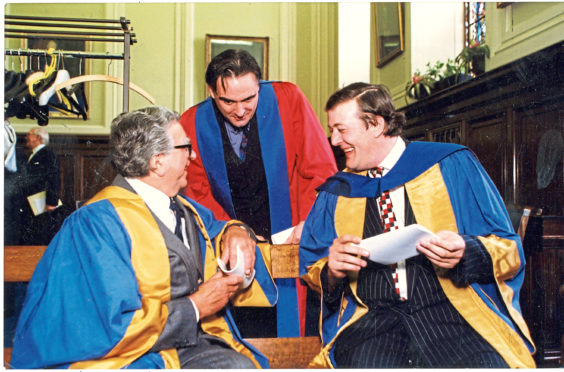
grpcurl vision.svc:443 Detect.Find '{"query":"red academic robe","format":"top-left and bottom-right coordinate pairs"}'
top-left (179, 81), bottom-right (337, 337)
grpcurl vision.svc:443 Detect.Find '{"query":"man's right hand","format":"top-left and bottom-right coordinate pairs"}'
top-left (189, 271), bottom-right (243, 320)
top-left (327, 235), bottom-right (369, 290)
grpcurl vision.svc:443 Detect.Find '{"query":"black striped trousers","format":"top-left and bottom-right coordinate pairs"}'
top-left (333, 257), bottom-right (508, 368)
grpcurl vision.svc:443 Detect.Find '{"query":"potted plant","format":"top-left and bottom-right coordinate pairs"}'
top-left (405, 70), bottom-right (436, 101)
top-left (425, 60), bottom-right (445, 82)
top-left (434, 58), bottom-right (473, 90)
top-left (455, 39), bottom-right (490, 76)
top-left (405, 61), bottom-right (446, 101)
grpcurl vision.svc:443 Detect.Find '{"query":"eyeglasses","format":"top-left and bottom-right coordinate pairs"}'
top-left (174, 143), bottom-right (192, 157)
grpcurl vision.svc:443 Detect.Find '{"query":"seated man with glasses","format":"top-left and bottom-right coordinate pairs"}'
top-left (10, 106), bottom-right (277, 369)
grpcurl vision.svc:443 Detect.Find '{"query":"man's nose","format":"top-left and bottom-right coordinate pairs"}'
top-left (330, 130), bottom-right (341, 146)
top-left (235, 102), bottom-right (246, 116)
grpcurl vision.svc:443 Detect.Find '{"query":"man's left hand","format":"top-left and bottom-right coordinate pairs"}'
top-left (416, 230), bottom-right (465, 268)
top-left (221, 225), bottom-right (256, 277)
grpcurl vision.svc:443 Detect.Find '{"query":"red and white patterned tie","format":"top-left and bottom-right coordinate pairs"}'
top-left (372, 167), bottom-right (407, 301)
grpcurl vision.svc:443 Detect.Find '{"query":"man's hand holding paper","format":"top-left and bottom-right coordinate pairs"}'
top-left (416, 230), bottom-right (466, 268)
top-left (352, 224), bottom-right (436, 265)
top-left (327, 235), bottom-right (369, 291)
top-left (327, 225), bottom-right (465, 290)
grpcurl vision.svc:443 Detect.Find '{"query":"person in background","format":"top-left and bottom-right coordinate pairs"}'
top-left (299, 82), bottom-right (535, 368)
top-left (180, 49), bottom-right (337, 338)
top-left (21, 127), bottom-right (62, 245)
top-left (4, 119), bottom-right (24, 245)
top-left (10, 106), bottom-right (277, 369)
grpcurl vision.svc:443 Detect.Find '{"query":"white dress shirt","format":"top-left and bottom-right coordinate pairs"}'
top-left (28, 143), bottom-right (46, 162)
top-left (125, 178), bottom-right (200, 320)
top-left (371, 137), bottom-right (409, 300)
top-left (126, 177), bottom-right (179, 234)
top-left (374, 137), bottom-right (406, 228)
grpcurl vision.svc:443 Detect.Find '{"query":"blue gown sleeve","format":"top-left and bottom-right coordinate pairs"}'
top-left (11, 200), bottom-right (140, 368)
top-left (299, 191), bottom-right (339, 276)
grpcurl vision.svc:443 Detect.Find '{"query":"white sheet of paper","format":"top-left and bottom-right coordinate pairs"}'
top-left (353, 224), bottom-right (436, 265)
top-left (271, 226), bottom-right (296, 244)
top-left (217, 246), bottom-right (255, 289)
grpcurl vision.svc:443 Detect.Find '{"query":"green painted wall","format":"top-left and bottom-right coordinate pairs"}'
top-left (295, 2), bottom-right (338, 130)
top-left (120, 3), bottom-right (179, 112)
top-left (487, 2), bottom-right (564, 69)
top-left (193, 2), bottom-right (282, 102)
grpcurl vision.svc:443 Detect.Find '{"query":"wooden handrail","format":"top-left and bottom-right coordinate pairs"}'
top-left (3, 244), bottom-right (300, 281)
top-left (4, 245), bottom-right (47, 282)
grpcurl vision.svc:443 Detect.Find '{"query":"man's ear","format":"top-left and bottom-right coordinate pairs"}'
top-left (149, 154), bottom-right (165, 177)
top-left (207, 85), bottom-right (216, 99)
top-left (372, 115), bottom-right (387, 138)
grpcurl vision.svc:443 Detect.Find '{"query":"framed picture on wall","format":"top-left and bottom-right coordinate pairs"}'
top-left (205, 34), bottom-right (269, 82)
top-left (25, 37), bottom-right (90, 119)
top-left (373, 2), bottom-right (404, 67)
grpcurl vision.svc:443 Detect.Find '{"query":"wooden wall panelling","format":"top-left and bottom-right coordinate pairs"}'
top-left (403, 41), bottom-right (564, 212)
top-left (522, 216), bottom-right (564, 367)
top-left (467, 116), bottom-right (508, 199)
top-left (427, 121), bottom-right (463, 144)
top-left (516, 106), bottom-right (564, 216)
top-left (506, 107), bottom-right (517, 206)
top-left (78, 152), bottom-right (115, 203)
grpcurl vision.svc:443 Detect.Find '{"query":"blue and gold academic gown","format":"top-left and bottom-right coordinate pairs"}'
top-left (10, 178), bottom-right (277, 368)
top-left (299, 141), bottom-right (535, 368)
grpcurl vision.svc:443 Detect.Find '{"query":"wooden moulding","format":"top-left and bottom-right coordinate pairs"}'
top-left (269, 244), bottom-right (300, 279)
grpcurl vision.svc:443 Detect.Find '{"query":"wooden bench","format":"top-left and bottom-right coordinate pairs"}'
top-left (3, 244), bottom-right (321, 368)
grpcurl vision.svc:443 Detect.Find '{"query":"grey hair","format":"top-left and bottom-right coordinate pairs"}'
top-left (30, 127), bottom-right (49, 145)
top-left (110, 106), bottom-right (181, 177)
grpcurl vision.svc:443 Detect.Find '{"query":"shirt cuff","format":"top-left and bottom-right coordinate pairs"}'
top-left (189, 297), bottom-right (200, 322)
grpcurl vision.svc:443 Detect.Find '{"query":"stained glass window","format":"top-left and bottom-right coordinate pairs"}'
top-left (464, 2), bottom-right (486, 46)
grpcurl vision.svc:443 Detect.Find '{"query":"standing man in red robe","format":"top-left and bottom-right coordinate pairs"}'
top-left (179, 49), bottom-right (337, 338)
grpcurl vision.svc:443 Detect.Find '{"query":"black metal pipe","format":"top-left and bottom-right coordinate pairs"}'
top-left (5, 48), bottom-right (125, 60)
top-left (5, 34), bottom-right (127, 43)
top-left (5, 20), bottom-right (124, 31)
top-left (5, 15), bottom-right (128, 24)
top-left (5, 28), bottom-right (126, 38)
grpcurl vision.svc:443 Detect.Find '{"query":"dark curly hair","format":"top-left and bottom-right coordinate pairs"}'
top-left (325, 82), bottom-right (405, 136)
top-left (205, 49), bottom-right (262, 93)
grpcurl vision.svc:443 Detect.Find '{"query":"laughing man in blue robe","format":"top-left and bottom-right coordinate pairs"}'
top-left (299, 83), bottom-right (535, 368)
